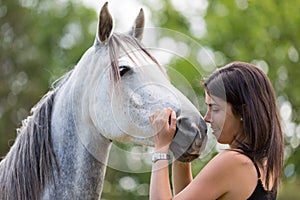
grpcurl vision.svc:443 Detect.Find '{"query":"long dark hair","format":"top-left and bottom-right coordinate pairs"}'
top-left (204, 61), bottom-right (283, 190)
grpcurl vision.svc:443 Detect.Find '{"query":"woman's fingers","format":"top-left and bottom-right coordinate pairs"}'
top-left (149, 108), bottom-right (177, 149)
top-left (149, 113), bottom-right (154, 123)
top-left (169, 110), bottom-right (177, 133)
top-left (150, 109), bottom-right (168, 134)
top-left (150, 108), bottom-right (173, 128)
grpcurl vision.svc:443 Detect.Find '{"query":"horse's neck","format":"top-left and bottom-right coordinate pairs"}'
top-left (44, 81), bottom-right (111, 199)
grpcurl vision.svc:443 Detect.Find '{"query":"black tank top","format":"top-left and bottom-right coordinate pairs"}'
top-left (246, 155), bottom-right (277, 200)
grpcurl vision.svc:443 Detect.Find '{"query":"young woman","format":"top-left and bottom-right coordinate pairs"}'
top-left (149, 62), bottom-right (283, 200)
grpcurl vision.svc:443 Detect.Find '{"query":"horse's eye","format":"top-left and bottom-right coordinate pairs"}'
top-left (119, 66), bottom-right (131, 77)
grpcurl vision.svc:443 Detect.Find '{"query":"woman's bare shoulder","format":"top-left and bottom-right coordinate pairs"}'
top-left (210, 150), bottom-right (256, 172)
top-left (209, 150), bottom-right (258, 197)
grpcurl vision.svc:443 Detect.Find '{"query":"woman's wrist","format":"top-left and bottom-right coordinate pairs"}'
top-left (152, 145), bottom-right (171, 165)
top-left (154, 145), bottom-right (170, 154)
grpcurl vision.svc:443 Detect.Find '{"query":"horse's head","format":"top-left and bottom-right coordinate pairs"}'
top-left (87, 2), bottom-right (207, 162)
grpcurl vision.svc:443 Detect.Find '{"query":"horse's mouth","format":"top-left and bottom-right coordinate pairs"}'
top-left (176, 152), bottom-right (200, 162)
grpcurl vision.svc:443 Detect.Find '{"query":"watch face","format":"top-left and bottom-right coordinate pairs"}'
top-left (152, 155), bottom-right (157, 162)
top-left (152, 153), bottom-right (170, 163)
top-left (152, 153), bottom-right (158, 162)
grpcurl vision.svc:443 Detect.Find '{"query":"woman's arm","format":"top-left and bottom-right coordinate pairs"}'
top-left (149, 108), bottom-right (176, 200)
top-left (172, 160), bottom-right (193, 195)
top-left (150, 147), bottom-right (173, 200)
top-left (150, 153), bottom-right (193, 199)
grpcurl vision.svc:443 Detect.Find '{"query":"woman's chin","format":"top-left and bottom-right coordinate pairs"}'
top-left (212, 130), bottom-right (221, 139)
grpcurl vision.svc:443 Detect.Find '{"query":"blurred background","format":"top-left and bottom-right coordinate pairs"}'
top-left (0, 0), bottom-right (299, 199)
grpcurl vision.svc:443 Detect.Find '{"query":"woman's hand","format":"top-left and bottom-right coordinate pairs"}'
top-left (149, 108), bottom-right (177, 152)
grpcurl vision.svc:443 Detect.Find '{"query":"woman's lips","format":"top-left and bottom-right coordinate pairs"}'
top-left (211, 126), bottom-right (220, 135)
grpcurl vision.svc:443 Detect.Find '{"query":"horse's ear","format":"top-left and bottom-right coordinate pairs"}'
top-left (129, 8), bottom-right (145, 41)
top-left (97, 2), bottom-right (113, 43)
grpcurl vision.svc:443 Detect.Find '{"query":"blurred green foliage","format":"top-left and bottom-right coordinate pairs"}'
top-left (1, 0), bottom-right (299, 199)
top-left (0, 0), bottom-right (96, 154)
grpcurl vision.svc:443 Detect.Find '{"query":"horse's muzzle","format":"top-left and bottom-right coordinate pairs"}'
top-left (169, 115), bottom-right (207, 162)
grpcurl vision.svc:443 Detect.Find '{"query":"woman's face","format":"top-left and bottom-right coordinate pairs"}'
top-left (204, 91), bottom-right (243, 146)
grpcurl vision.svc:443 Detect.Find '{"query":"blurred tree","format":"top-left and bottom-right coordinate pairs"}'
top-left (0, 0), bottom-right (96, 155)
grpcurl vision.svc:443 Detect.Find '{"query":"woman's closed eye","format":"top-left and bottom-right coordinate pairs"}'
top-left (211, 106), bottom-right (221, 113)
top-left (212, 109), bottom-right (220, 112)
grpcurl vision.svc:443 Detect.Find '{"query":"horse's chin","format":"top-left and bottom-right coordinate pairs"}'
top-left (176, 153), bottom-right (200, 162)
top-left (170, 142), bottom-right (202, 162)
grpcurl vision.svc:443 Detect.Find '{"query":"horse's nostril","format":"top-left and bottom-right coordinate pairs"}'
top-left (199, 120), bottom-right (208, 135)
top-left (174, 125), bottom-right (179, 138)
top-left (203, 127), bottom-right (207, 134)
top-left (174, 117), bottom-right (182, 138)
top-left (176, 117), bottom-right (182, 124)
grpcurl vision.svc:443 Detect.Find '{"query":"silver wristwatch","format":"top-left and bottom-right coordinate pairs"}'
top-left (152, 152), bottom-right (170, 163)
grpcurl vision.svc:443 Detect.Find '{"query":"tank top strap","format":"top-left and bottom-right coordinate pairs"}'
top-left (251, 159), bottom-right (261, 179)
top-left (230, 149), bottom-right (261, 179)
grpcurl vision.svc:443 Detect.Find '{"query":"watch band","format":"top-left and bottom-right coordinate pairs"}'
top-left (152, 152), bottom-right (170, 163)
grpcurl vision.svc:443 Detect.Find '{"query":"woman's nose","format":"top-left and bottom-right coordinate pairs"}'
top-left (204, 111), bottom-right (211, 123)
